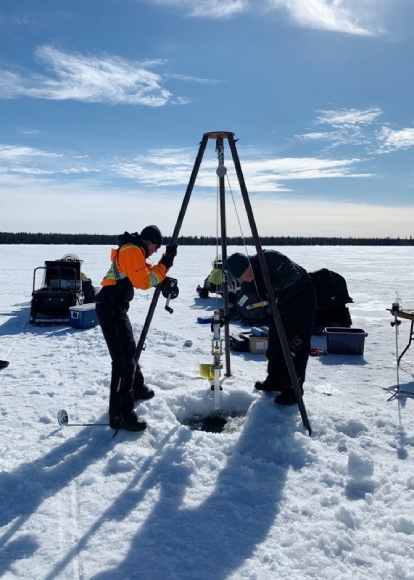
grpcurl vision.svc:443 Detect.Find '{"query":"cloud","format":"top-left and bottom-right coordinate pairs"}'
top-left (114, 148), bottom-right (201, 186)
top-left (0, 46), bottom-right (203, 106)
top-left (266, 0), bottom-right (383, 35)
top-left (17, 128), bottom-right (40, 135)
top-left (1, 138), bottom-right (369, 199)
top-left (143, 0), bottom-right (248, 19)
top-left (1, 176), bottom-right (413, 238)
top-left (0, 143), bottom-right (99, 177)
top-left (304, 108), bottom-right (414, 154)
top-left (10, 166), bottom-right (98, 176)
top-left (0, 144), bottom-right (60, 160)
top-left (377, 126), bottom-right (414, 152)
top-left (296, 132), bottom-right (333, 141)
top-left (240, 156), bottom-right (372, 192)
top-left (112, 147), bottom-right (369, 191)
top-left (144, 0), bottom-right (385, 34)
top-left (0, 135), bottom-right (410, 237)
top-left (166, 73), bottom-right (223, 85)
top-left (316, 107), bottom-right (383, 127)
top-left (296, 107), bottom-right (383, 149)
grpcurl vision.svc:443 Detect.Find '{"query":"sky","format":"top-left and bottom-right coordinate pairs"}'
top-left (1, 0), bottom-right (414, 238)
top-left (2, 244), bottom-right (414, 578)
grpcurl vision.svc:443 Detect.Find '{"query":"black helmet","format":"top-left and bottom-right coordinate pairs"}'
top-left (140, 225), bottom-right (163, 246)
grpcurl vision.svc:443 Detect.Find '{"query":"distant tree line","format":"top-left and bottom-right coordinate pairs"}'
top-left (0, 232), bottom-right (413, 246)
top-left (0, 232), bottom-right (118, 245)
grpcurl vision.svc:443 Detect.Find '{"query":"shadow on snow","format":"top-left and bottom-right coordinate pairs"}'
top-left (41, 401), bottom-right (311, 580)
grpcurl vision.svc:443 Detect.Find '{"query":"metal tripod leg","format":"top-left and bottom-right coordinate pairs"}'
top-left (228, 135), bottom-right (312, 435)
top-left (134, 134), bottom-right (209, 364)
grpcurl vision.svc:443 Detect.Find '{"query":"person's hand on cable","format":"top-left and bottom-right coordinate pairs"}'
top-left (160, 243), bottom-right (177, 269)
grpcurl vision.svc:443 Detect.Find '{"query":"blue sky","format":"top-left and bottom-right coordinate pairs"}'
top-left (1, 0), bottom-right (414, 238)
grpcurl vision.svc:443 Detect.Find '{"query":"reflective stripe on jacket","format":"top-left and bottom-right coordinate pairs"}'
top-left (101, 243), bottom-right (167, 289)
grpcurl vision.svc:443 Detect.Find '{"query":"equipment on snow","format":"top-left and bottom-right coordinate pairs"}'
top-left (196, 256), bottom-right (240, 302)
top-left (197, 316), bottom-right (214, 324)
top-left (30, 254), bottom-right (96, 324)
top-left (57, 409), bottom-right (109, 428)
top-left (161, 277), bottom-right (179, 314)
top-left (199, 310), bottom-right (225, 409)
top-left (0, 341), bottom-right (16, 370)
top-left (211, 310), bottom-right (224, 409)
top-left (197, 267), bottom-right (354, 335)
top-left (309, 268), bottom-right (353, 334)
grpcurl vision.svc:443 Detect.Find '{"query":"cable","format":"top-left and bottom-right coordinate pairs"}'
top-left (225, 172), bottom-right (265, 303)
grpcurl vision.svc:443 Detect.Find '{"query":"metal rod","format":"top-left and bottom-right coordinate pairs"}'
top-left (388, 315), bottom-right (402, 401)
top-left (212, 310), bottom-right (222, 409)
top-left (397, 319), bottom-right (413, 366)
top-left (216, 137), bottom-right (232, 377)
top-left (65, 423), bottom-right (109, 427)
top-left (396, 315), bottom-right (400, 390)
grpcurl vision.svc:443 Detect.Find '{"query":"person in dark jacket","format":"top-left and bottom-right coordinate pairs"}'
top-left (224, 250), bottom-right (316, 406)
top-left (96, 226), bottom-right (177, 431)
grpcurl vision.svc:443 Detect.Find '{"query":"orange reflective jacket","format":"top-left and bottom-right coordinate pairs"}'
top-left (101, 243), bottom-right (167, 290)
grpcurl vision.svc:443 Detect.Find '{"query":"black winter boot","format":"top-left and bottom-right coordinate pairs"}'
top-left (110, 411), bottom-right (147, 432)
top-left (133, 366), bottom-right (154, 401)
top-left (274, 386), bottom-right (304, 406)
top-left (109, 415), bottom-right (123, 430)
top-left (254, 379), bottom-right (281, 392)
top-left (133, 385), bottom-right (155, 401)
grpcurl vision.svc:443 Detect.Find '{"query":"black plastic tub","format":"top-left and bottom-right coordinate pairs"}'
top-left (323, 327), bottom-right (368, 355)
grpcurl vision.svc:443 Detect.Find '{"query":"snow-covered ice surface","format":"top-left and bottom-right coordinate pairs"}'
top-left (1, 244), bottom-right (414, 580)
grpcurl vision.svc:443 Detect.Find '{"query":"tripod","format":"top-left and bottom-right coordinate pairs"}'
top-left (135, 131), bottom-right (312, 435)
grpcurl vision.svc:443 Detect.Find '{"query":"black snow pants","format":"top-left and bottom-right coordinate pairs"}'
top-left (95, 280), bottom-right (145, 418)
top-left (266, 273), bottom-right (316, 391)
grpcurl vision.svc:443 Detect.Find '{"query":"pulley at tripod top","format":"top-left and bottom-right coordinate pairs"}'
top-left (216, 165), bottom-right (227, 177)
top-left (204, 131), bottom-right (235, 139)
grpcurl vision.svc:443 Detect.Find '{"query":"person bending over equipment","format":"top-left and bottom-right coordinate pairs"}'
top-left (224, 250), bottom-right (315, 406)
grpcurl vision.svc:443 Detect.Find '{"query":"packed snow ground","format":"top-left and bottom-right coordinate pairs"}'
top-left (1, 244), bottom-right (414, 580)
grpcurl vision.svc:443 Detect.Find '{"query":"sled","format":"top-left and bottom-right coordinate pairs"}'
top-left (29, 255), bottom-right (84, 324)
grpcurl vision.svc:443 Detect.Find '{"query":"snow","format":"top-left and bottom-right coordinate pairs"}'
top-left (1, 244), bottom-right (414, 580)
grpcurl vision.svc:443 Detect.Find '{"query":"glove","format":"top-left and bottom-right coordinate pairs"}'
top-left (165, 243), bottom-right (177, 258)
top-left (220, 307), bottom-right (239, 326)
top-left (160, 243), bottom-right (177, 269)
top-left (160, 253), bottom-right (174, 269)
top-left (219, 315), bottom-right (229, 327)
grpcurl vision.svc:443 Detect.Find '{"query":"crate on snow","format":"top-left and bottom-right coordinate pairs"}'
top-left (323, 327), bottom-right (367, 355)
top-left (69, 304), bottom-right (99, 330)
top-left (249, 336), bottom-right (268, 354)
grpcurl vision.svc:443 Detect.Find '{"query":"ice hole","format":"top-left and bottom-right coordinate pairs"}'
top-left (182, 412), bottom-right (246, 433)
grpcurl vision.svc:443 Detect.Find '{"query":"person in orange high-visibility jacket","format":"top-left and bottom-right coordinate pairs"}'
top-left (96, 226), bottom-right (177, 432)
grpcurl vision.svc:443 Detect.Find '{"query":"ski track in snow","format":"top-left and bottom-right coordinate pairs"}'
top-left (1, 245), bottom-right (414, 579)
